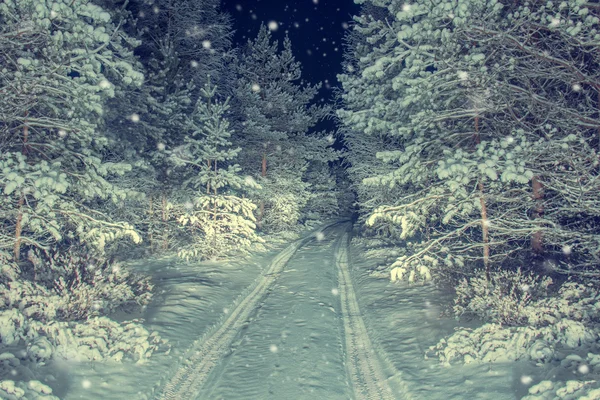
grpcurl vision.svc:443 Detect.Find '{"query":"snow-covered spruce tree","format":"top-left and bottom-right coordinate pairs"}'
top-left (338, 0), bottom-right (497, 281)
top-left (169, 80), bottom-right (262, 260)
top-left (101, 0), bottom-right (234, 254)
top-left (0, 0), bottom-right (145, 260)
top-left (0, 0), bottom-right (163, 378)
top-left (457, 0), bottom-right (600, 272)
top-left (232, 25), bottom-right (338, 232)
top-left (339, 0), bottom-right (599, 282)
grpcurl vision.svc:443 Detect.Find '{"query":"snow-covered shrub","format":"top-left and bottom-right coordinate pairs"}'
top-left (433, 278), bottom-right (600, 365)
top-left (453, 268), bottom-right (552, 326)
top-left (0, 379), bottom-right (59, 400)
top-left (523, 380), bottom-right (600, 400)
top-left (23, 249), bottom-right (153, 320)
top-left (263, 192), bottom-right (304, 233)
top-left (0, 250), bottom-right (164, 364)
top-left (389, 254), bottom-right (435, 283)
top-left (431, 323), bottom-right (546, 364)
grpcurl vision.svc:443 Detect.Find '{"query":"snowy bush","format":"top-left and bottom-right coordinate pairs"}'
top-left (263, 193), bottom-right (303, 233)
top-left (0, 250), bottom-right (164, 364)
top-left (23, 249), bottom-right (153, 320)
top-left (524, 379), bottom-right (600, 400)
top-left (453, 268), bottom-right (552, 326)
top-left (0, 379), bottom-right (59, 400)
top-left (433, 277), bottom-right (600, 365)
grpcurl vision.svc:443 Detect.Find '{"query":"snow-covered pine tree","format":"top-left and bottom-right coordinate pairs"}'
top-left (0, 0), bottom-right (145, 259)
top-left (232, 25), bottom-right (337, 232)
top-left (339, 0), bottom-right (529, 281)
top-left (169, 80), bottom-right (262, 260)
top-left (102, 0), bottom-right (234, 253)
top-left (341, 0), bottom-right (600, 280)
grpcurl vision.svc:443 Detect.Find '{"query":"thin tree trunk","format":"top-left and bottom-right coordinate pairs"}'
top-left (148, 196), bottom-right (154, 250)
top-left (161, 192), bottom-right (168, 250)
top-left (14, 112), bottom-right (29, 261)
top-left (213, 160), bottom-right (218, 222)
top-left (257, 152), bottom-right (267, 228)
top-left (14, 196), bottom-right (25, 261)
top-left (531, 176), bottom-right (544, 254)
top-left (207, 159), bottom-right (211, 194)
top-left (474, 114), bottom-right (490, 276)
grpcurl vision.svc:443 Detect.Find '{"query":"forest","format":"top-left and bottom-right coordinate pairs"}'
top-left (1, 0), bottom-right (600, 399)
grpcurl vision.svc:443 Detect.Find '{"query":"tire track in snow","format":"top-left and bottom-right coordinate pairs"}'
top-left (155, 222), bottom-right (343, 400)
top-left (335, 228), bottom-right (411, 400)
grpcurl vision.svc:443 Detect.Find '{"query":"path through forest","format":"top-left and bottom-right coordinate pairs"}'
top-left (156, 222), bottom-right (399, 399)
top-left (61, 223), bottom-right (523, 400)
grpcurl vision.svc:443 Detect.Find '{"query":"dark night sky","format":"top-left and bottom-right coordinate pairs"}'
top-left (221, 0), bottom-right (360, 100)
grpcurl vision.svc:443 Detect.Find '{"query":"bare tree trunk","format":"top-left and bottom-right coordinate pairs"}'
top-left (161, 192), bottom-right (168, 250)
top-left (257, 153), bottom-right (267, 228)
top-left (474, 114), bottom-right (490, 276)
top-left (14, 112), bottom-right (29, 261)
top-left (148, 196), bottom-right (154, 251)
top-left (531, 176), bottom-right (544, 254)
top-left (207, 159), bottom-right (211, 194)
top-left (14, 196), bottom-right (25, 261)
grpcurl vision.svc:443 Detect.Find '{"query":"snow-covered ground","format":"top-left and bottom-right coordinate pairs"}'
top-left (348, 243), bottom-right (530, 399)
top-left (42, 226), bottom-right (535, 400)
top-left (54, 250), bottom-right (271, 399)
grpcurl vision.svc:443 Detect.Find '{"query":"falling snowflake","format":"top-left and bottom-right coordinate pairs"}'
top-left (251, 83), bottom-right (261, 92)
top-left (313, 0), bottom-right (319, 4)
top-left (550, 17), bottom-right (560, 27)
top-left (269, 344), bottom-right (278, 353)
top-left (457, 71), bottom-right (469, 80)
top-left (130, 113), bottom-right (140, 123)
top-left (326, 134), bottom-right (335, 144)
top-left (579, 364), bottom-right (590, 374)
top-left (331, 288), bottom-right (339, 296)
top-left (562, 245), bottom-right (572, 256)
top-left (521, 284), bottom-right (530, 292)
top-left (268, 21), bottom-right (279, 31)
top-left (153, 6), bottom-right (159, 14)
top-left (315, 232), bottom-right (325, 241)
top-left (202, 40), bottom-right (211, 49)
top-left (572, 83), bottom-right (582, 92)
top-left (244, 176), bottom-right (257, 186)
top-left (342, 22), bottom-right (349, 29)
top-left (520, 375), bottom-right (533, 385)
top-left (157, 143), bottom-right (166, 151)
top-left (82, 379), bottom-right (92, 389)
top-left (99, 79), bottom-right (111, 89)
top-left (506, 136), bottom-right (515, 144)
top-left (50, 10), bottom-right (58, 19)
top-left (235, 4), bottom-right (242, 11)
top-left (402, 3), bottom-right (412, 12)
top-left (294, 22), bottom-right (300, 28)
top-left (58, 129), bottom-right (67, 138)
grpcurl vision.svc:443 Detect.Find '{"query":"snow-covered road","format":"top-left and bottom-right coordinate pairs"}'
top-left (61, 223), bottom-right (522, 400)
top-left (156, 222), bottom-right (396, 399)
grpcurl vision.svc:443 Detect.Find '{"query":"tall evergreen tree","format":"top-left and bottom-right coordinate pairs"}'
top-left (170, 80), bottom-right (262, 260)
top-left (339, 0), bottom-right (600, 281)
top-left (232, 26), bottom-right (338, 232)
top-left (0, 0), bottom-right (145, 259)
